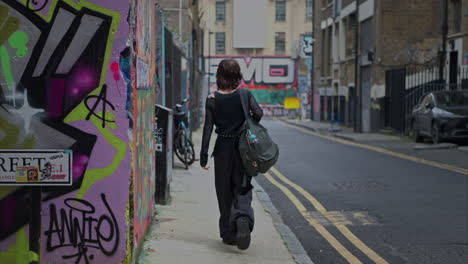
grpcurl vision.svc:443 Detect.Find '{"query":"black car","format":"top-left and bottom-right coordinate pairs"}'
top-left (411, 90), bottom-right (468, 143)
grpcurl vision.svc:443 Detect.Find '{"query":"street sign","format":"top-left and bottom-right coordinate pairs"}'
top-left (0, 149), bottom-right (73, 186)
top-left (284, 97), bottom-right (301, 109)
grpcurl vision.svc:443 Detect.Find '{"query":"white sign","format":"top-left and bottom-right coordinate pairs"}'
top-left (206, 57), bottom-right (296, 84)
top-left (233, 0), bottom-right (267, 48)
top-left (0, 150), bottom-right (73, 186)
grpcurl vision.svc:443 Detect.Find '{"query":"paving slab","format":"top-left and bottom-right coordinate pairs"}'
top-left (138, 130), bottom-right (311, 264)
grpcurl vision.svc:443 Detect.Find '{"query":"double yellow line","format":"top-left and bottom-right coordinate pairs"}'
top-left (264, 167), bottom-right (389, 264)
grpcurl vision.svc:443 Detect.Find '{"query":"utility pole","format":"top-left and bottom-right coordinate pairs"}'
top-left (440, 0), bottom-right (448, 83)
top-left (353, 0), bottom-right (360, 132)
top-left (310, 0), bottom-right (315, 121)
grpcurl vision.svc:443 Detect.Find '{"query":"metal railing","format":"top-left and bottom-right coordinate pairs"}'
top-left (386, 65), bottom-right (468, 134)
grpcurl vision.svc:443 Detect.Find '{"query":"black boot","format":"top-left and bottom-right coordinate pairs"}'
top-left (222, 237), bottom-right (237, 246)
top-left (236, 217), bottom-right (251, 250)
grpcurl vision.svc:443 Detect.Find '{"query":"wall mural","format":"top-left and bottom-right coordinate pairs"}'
top-left (132, 0), bottom-right (156, 256)
top-left (0, 0), bottom-right (132, 263)
top-left (205, 56), bottom-right (299, 116)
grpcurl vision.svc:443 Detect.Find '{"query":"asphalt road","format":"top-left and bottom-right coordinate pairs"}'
top-left (255, 118), bottom-right (468, 264)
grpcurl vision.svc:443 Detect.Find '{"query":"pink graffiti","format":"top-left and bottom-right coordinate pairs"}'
top-left (110, 61), bottom-right (122, 96)
top-left (72, 154), bottom-right (89, 179)
top-left (270, 68), bottom-right (285, 76)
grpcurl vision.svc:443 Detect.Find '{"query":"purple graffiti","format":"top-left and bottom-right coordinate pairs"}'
top-left (84, 84), bottom-right (116, 128)
top-left (26, 0), bottom-right (49, 12)
top-left (45, 194), bottom-right (119, 264)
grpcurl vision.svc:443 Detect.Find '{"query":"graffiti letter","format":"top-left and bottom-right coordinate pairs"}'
top-left (84, 84), bottom-right (116, 128)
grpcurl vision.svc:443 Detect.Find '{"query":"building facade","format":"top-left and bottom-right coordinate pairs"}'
top-left (446, 0), bottom-right (468, 87)
top-left (314, 0), bottom-right (446, 132)
top-left (199, 0), bottom-right (313, 117)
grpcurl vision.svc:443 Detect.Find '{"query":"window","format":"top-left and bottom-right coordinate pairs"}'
top-left (452, 0), bottom-right (462, 33)
top-left (215, 32), bottom-right (225, 53)
top-left (216, 1), bottom-right (225, 21)
top-left (334, 0), bottom-right (341, 16)
top-left (276, 0), bottom-right (286, 21)
top-left (275, 32), bottom-right (286, 52)
top-left (306, 0), bottom-right (313, 20)
top-left (345, 14), bottom-right (356, 57)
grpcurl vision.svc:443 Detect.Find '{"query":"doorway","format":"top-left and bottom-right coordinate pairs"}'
top-left (449, 51), bottom-right (458, 90)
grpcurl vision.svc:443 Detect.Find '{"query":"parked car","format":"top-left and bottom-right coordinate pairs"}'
top-left (411, 90), bottom-right (468, 143)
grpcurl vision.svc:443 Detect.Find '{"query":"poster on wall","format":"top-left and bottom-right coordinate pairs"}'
top-left (0, 150), bottom-right (73, 186)
top-left (137, 57), bottom-right (150, 89)
top-left (300, 36), bottom-right (313, 58)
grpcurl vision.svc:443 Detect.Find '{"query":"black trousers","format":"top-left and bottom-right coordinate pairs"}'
top-left (213, 137), bottom-right (254, 240)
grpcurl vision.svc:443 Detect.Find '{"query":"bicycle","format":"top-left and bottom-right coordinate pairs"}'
top-left (173, 98), bottom-right (195, 169)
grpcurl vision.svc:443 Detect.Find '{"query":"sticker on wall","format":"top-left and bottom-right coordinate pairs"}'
top-left (0, 149), bottom-right (73, 186)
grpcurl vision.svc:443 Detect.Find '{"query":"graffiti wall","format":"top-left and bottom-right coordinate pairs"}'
top-left (205, 56), bottom-right (299, 116)
top-left (131, 0), bottom-right (157, 254)
top-left (298, 56), bottom-right (312, 119)
top-left (0, 0), bottom-right (137, 263)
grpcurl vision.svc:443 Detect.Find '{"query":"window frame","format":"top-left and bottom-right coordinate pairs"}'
top-left (275, 0), bottom-right (286, 21)
top-left (215, 32), bottom-right (225, 54)
top-left (306, 0), bottom-right (313, 20)
top-left (215, 1), bottom-right (226, 22)
top-left (275, 32), bottom-right (286, 53)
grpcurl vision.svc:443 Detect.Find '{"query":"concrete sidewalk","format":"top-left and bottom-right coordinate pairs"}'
top-left (138, 130), bottom-right (312, 264)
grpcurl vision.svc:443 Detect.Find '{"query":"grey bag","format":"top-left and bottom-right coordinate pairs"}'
top-left (238, 89), bottom-right (279, 176)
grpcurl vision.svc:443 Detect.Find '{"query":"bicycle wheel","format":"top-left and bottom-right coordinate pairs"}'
top-left (174, 134), bottom-right (186, 165)
top-left (184, 138), bottom-right (195, 165)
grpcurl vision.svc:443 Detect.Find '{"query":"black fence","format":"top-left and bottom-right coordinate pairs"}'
top-left (385, 65), bottom-right (468, 134)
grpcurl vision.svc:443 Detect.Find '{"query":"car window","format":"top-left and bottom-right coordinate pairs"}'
top-left (435, 92), bottom-right (468, 107)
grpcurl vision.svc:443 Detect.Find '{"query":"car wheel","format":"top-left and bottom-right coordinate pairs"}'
top-left (432, 122), bottom-right (441, 144)
top-left (412, 121), bottom-right (424, 143)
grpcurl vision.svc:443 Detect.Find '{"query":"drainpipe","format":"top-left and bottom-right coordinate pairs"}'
top-left (353, 0), bottom-right (360, 132)
top-left (310, 0), bottom-right (315, 120)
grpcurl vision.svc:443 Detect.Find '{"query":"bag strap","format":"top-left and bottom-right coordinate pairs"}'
top-left (239, 89), bottom-right (251, 121)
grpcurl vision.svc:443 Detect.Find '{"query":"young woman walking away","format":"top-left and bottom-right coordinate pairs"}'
top-left (200, 59), bottom-right (263, 250)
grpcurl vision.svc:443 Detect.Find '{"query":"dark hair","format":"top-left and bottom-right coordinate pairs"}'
top-left (216, 59), bottom-right (243, 90)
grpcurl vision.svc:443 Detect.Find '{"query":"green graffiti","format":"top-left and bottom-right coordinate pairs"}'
top-left (9, 31), bottom-right (29, 57)
top-left (0, 115), bottom-right (36, 148)
top-left (65, 103), bottom-right (127, 199)
top-left (0, 46), bottom-right (15, 93)
top-left (0, 5), bottom-right (7, 27)
top-left (249, 88), bottom-right (296, 105)
top-left (0, 15), bottom-right (20, 46)
top-left (0, 227), bottom-right (38, 264)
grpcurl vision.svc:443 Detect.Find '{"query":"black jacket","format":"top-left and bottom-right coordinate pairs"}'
top-left (200, 89), bottom-right (263, 167)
